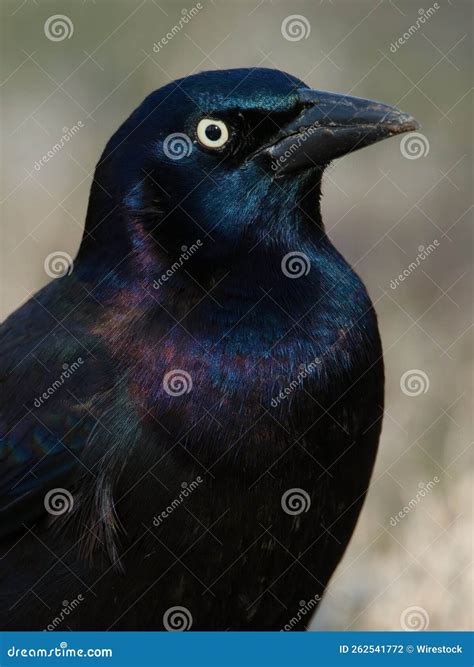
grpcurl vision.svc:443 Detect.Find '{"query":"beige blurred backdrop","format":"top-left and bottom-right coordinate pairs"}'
top-left (1, 0), bottom-right (472, 631)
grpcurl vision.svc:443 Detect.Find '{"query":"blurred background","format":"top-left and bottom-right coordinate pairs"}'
top-left (1, 0), bottom-right (472, 631)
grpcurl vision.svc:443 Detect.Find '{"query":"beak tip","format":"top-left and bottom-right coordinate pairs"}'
top-left (385, 111), bottom-right (420, 136)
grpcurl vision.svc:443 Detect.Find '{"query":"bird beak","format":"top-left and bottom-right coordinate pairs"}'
top-left (262, 88), bottom-right (419, 176)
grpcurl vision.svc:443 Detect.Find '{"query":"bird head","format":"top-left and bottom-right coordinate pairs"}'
top-left (82, 68), bottom-right (417, 276)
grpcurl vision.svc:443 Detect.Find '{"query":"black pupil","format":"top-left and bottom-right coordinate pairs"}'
top-left (205, 124), bottom-right (222, 141)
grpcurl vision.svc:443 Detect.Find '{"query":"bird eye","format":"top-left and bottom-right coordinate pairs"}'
top-left (196, 118), bottom-right (229, 149)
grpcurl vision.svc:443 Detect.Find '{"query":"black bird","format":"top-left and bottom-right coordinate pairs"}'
top-left (0, 68), bottom-right (417, 630)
